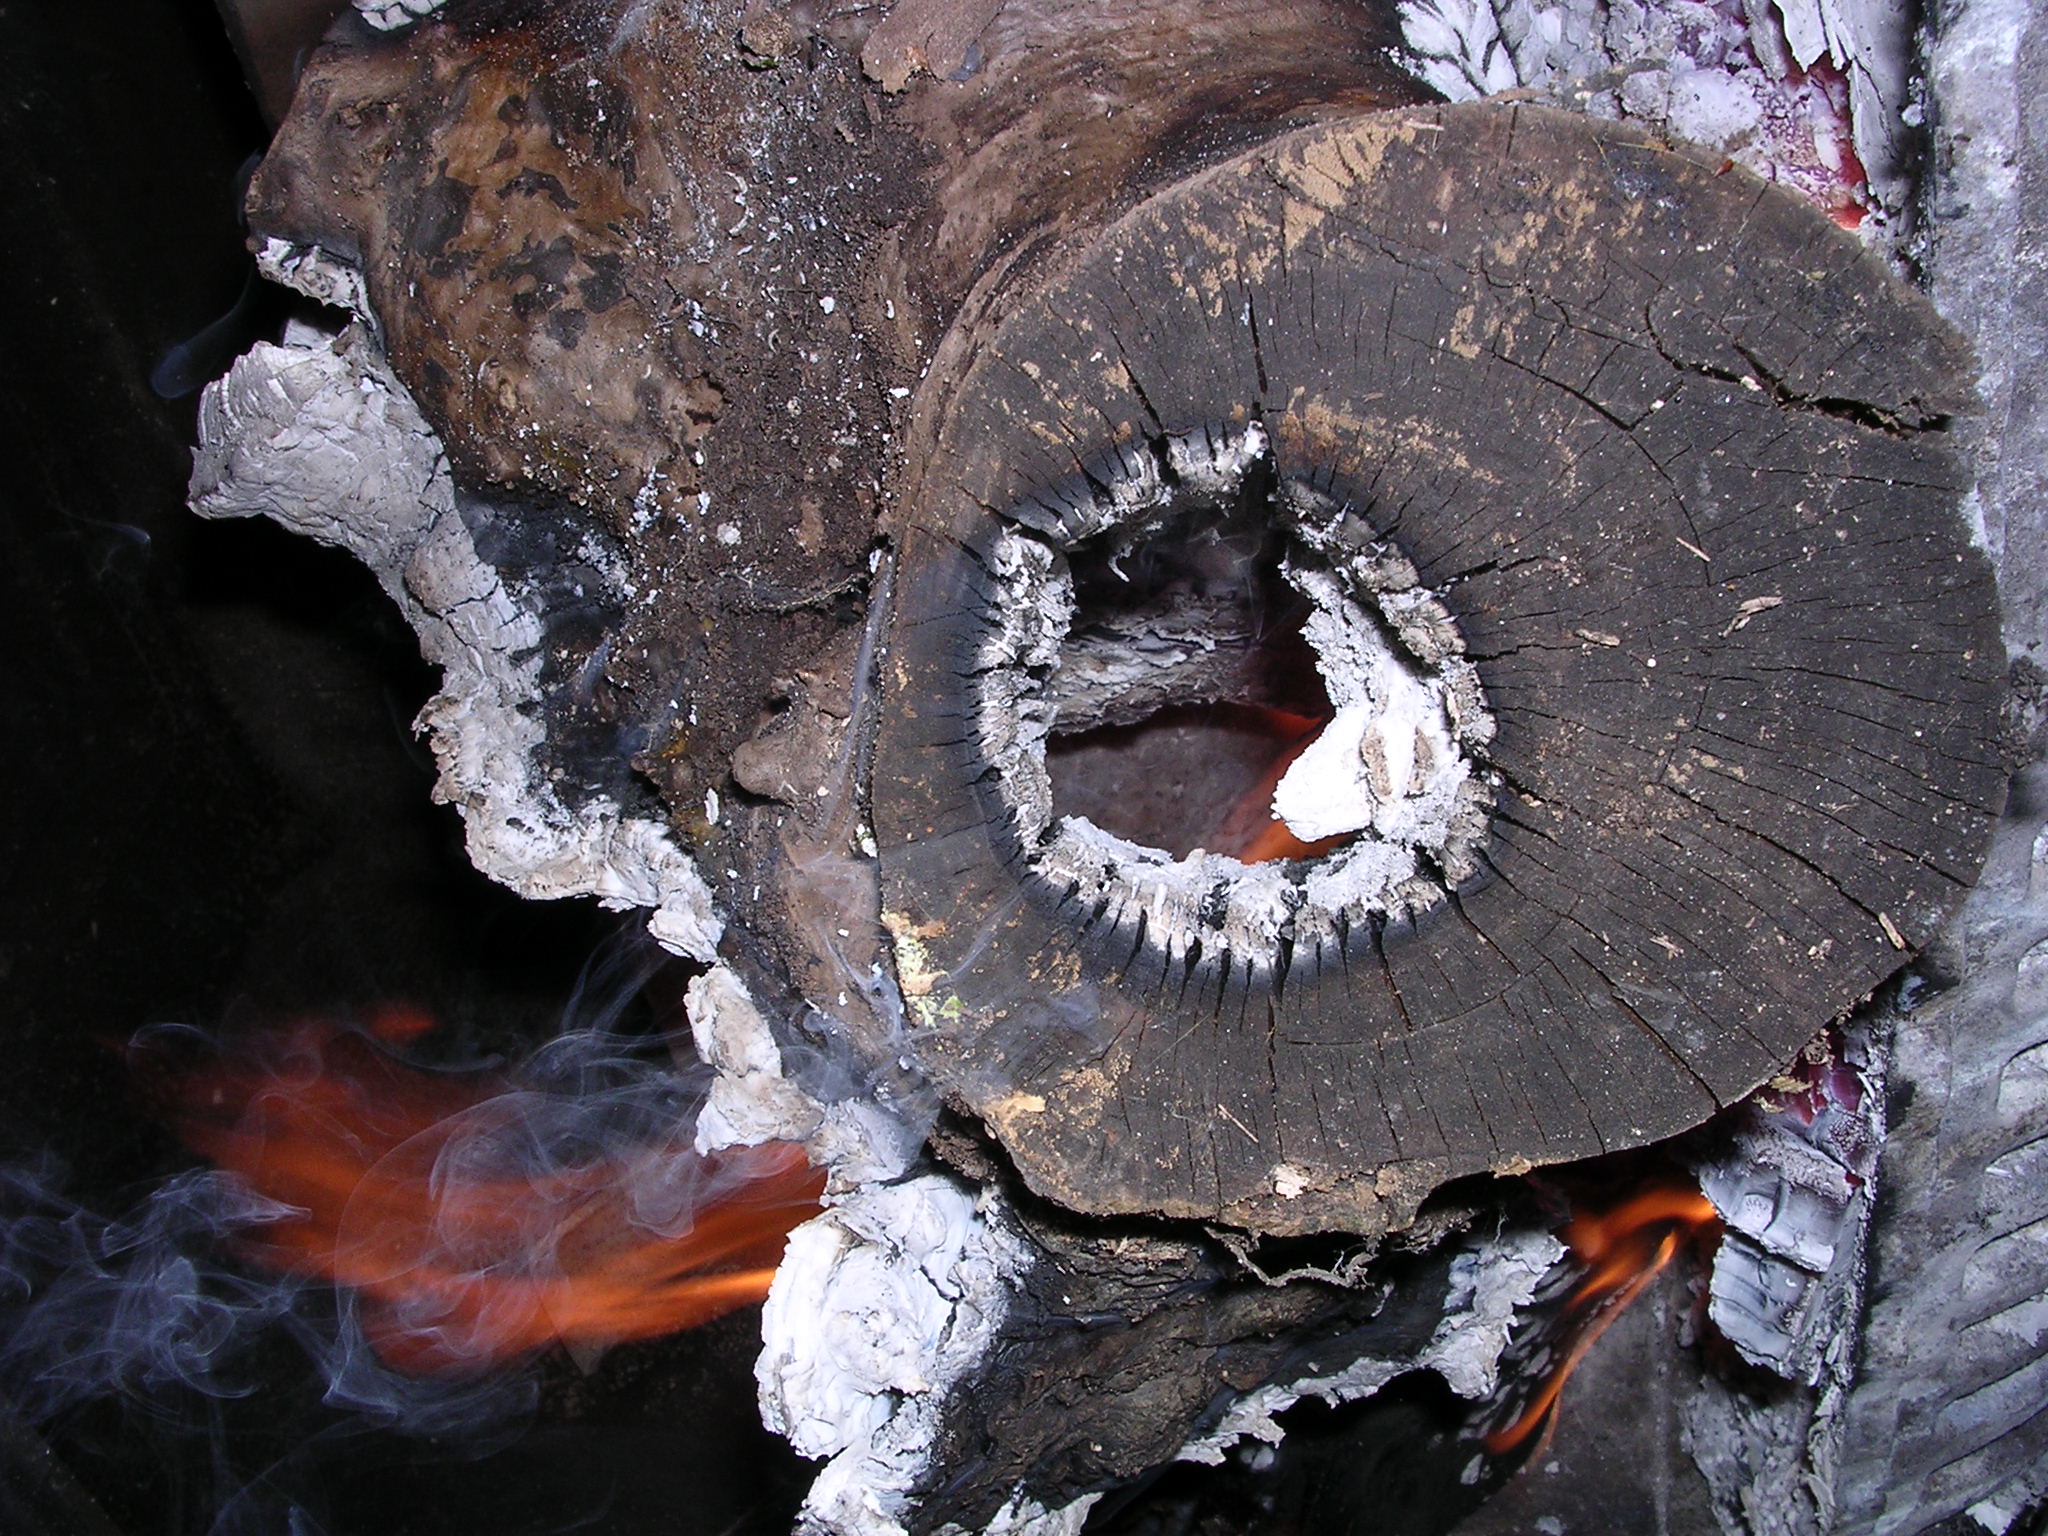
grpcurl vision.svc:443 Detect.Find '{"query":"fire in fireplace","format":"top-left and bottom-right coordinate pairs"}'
top-left (147, 1009), bottom-right (824, 1372)
top-left (6, 0), bottom-right (2047, 1533)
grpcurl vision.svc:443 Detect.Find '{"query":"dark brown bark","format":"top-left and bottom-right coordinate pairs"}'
top-left (873, 103), bottom-right (2005, 1238)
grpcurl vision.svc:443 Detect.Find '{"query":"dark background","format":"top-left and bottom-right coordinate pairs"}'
top-left (0, 0), bottom-right (611, 1186)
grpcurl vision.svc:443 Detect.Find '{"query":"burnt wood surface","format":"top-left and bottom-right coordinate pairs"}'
top-left (918, 1205), bottom-right (1467, 1533)
top-left (874, 103), bottom-right (2006, 1238)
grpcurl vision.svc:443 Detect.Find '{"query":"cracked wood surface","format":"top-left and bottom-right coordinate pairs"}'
top-left (244, 5), bottom-right (2004, 1246)
top-left (874, 103), bottom-right (2006, 1239)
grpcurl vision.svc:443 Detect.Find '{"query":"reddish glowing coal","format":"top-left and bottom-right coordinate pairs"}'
top-left (146, 1010), bottom-right (824, 1374)
top-left (1486, 1181), bottom-right (1722, 1456)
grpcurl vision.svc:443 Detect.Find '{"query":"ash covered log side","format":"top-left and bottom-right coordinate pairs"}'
top-left (189, 1), bottom-right (2017, 1533)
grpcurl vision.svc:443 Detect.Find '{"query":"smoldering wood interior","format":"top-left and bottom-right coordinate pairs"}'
top-left (1048, 702), bottom-right (1316, 859)
top-left (1045, 491), bottom-right (1334, 858)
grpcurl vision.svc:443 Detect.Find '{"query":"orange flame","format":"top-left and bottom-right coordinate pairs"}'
top-left (1485, 1182), bottom-right (1720, 1456)
top-left (149, 1015), bottom-right (824, 1374)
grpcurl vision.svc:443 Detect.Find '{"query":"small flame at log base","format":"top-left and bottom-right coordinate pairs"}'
top-left (1481, 1179), bottom-right (1722, 1458)
top-left (142, 1011), bottom-right (823, 1374)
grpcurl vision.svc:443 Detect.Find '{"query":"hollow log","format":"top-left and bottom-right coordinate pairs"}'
top-left (875, 103), bottom-right (2004, 1238)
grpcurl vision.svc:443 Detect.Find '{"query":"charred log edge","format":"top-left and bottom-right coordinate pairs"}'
top-left (906, 1179), bottom-right (1481, 1534)
top-left (918, 1267), bottom-right (1466, 1535)
top-left (250, 249), bottom-right (659, 766)
top-left (906, 1091), bottom-right (1809, 1533)
top-left (1076, 1370), bottom-right (1521, 1536)
top-left (446, 483), bottom-right (673, 818)
top-left (894, 1112), bottom-right (1569, 1532)
top-left (923, 1098), bottom-right (1489, 1281)
top-left (189, 322), bottom-right (728, 962)
top-left (957, 414), bottom-right (1500, 978)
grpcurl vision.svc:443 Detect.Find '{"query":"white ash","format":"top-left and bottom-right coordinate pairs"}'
top-left (758, 1175), bottom-right (1035, 1536)
top-left (1695, 1057), bottom-right (1879, 1386)
top-left (971, 529), bottom-right (1073, 836)
top-left (1032, 822), bottom-right (1307, 963)
top-left (1701, 1027), bottom-right (1882, 1365)
top-left (1395, 0), bottom-right (1914, 234)
top-left (355, 0), bottom-right (445, 31)
top-left (1772, 0), bottom-right (1919, 213)
top-left (687, 964), bottom-right (924, 1190)
top-left (255, 237), bottom-right (372, 322)
top-left (1272, 564), bottom-right (1480, 851)
top-left (1166, 419), bottom-right (1271, 502)
top-left (1968, 1471), bottom-right (2048, 1536)
top-left (1676, 1028), bottom-right (1882, 1536)
top-left (189, 322), bottom-right (722, 961)
top-left (689, 967), bottom-right (829, 1148)
top-left (1178, 1224), bottom-right (1564, 1463)
top-left (1683, 1371), bottom-right (1838, 1536)
top-left (933, 1491), bottom-right (1101, 1536)
top-left (1016, 422), bottom-right (1269, 552)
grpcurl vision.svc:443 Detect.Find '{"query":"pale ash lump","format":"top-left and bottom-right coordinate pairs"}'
top-left (190, 323), bottom-right (722, 961)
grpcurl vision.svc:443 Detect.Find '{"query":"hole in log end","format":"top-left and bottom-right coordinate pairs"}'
top-left (871, 104), bottom-right (2005, 1239)
top-left (972, 421), bottom-right (1500, 976)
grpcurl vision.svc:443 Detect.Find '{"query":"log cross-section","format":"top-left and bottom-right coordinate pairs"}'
top-left (874, 103), bottom-right (2006, 1240)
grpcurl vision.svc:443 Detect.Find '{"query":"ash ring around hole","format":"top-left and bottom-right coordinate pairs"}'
top-left (971, 420), bottom-right (1499, 971)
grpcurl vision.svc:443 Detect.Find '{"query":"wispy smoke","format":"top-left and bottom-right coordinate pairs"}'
top-left (0, 1148), bottom-right (531, 1536)
top-left (0, 1157), bottom-right (311, 1423)
top-left (0, 943), bottom-right (820, 1531)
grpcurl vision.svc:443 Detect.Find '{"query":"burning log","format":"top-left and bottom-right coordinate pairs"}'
top-left (183, 1), bottom-right (2019, 1531)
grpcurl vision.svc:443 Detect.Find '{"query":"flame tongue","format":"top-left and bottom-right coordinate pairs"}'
top-left (1210, 707), bottom-right (1355, 864)
top-left (1483, 1180), bottom-right (1721, 1457)
top-left (154, 1018), bottom-right (823, 1374)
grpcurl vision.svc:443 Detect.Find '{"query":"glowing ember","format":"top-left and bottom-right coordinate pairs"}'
top-left (1485, 1181), bottom-right (1721, 1456)
top-left (144, 1015), bottom-right (824, 1374)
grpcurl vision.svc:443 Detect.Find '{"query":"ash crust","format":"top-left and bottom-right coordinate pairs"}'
top-left (189, 320), bottom-right (721, 960)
